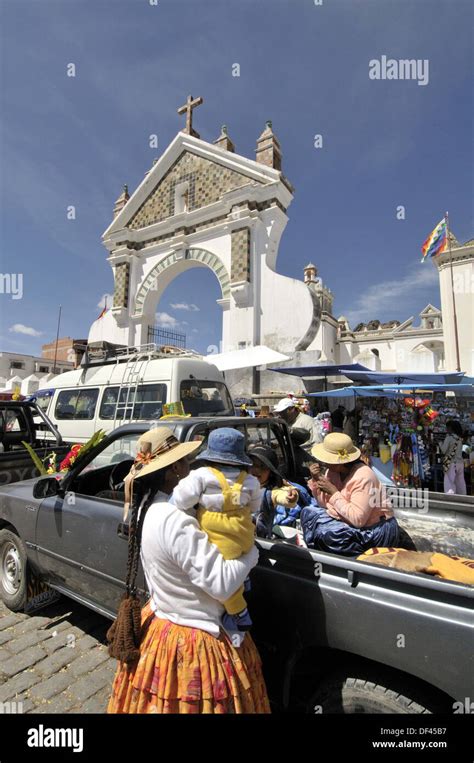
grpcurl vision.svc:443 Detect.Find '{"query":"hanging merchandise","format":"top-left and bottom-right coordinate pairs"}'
top-left (392, 435), bottom-right (414, 487)
top-left (315, 412), bottom-right (332, 439)
top-left (417, 435), bottom-right (431, 480)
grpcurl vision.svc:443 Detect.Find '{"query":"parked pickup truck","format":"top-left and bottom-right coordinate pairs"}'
top-left (0, 416), bottom-right (472, 714)
top-left (0, 399), bottom-right (68, 487)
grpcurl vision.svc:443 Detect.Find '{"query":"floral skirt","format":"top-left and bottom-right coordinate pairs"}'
top-left (107, 602), bottom-right (271, 714)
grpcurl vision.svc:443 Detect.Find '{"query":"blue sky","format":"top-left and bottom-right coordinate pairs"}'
top-left (0, 0), bottom-right (472, 357)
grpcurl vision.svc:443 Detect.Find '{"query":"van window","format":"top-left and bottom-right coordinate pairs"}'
top-left (99, 384), bottom-right (167, 421)
top-left (55, 389), bottom-right (99, 420)
top-left (180, 380), bottom-right (233, 417)
top-left (35, 392), bottom-right (52, 413)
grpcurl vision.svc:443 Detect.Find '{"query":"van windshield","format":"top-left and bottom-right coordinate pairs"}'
top-left (180, 380), bottom-right (233, 417)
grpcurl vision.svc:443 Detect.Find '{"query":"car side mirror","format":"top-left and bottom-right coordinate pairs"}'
top-left (33, 476), bottom-right (64, 499)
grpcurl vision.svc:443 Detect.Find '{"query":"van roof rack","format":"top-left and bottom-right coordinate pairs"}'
top-left (80, 341), bottom-right (203, 368)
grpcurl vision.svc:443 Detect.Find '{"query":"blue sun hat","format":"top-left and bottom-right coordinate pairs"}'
top-left (196, 427), bottom-right (252, 467)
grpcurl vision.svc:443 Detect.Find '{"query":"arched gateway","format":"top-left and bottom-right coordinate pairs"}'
top-left (88, 98), bottom-right (324, 392)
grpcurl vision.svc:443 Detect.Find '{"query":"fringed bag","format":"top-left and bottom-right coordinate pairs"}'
top-left (106, 488), bottom-right (150, 664)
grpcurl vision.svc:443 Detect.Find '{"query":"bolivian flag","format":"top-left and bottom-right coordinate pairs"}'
top-left (421, 218), bottom-right (448, 261)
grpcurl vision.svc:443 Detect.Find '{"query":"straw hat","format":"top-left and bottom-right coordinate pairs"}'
top-left (122, 427), bottom-right (201, 519)
top-left (132, 427), bottom-right (202, 480)
top-left (311, 432), bottom-right (361, 464)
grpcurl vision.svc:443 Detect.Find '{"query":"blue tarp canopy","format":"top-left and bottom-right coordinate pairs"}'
top-left (340, 370), bottom-right (466, 385)
top-left (308, 383), bottom-right (474, 399)
top-left (268, 363), bottom-right (370, 377)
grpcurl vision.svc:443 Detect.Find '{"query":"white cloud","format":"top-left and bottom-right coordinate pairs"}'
top-left (170, 303), bottom-right (200, 312)
top-left (97, 294), bottom-right (113, 309)
top-left (9, 324), bottom-right (43, 337)
top-left (345, 265), bottom-right (439, 327)
top-left (155, 312), bottom-right (179, 328)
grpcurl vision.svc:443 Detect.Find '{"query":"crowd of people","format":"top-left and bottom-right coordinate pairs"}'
top-left (106, 395), bottom-right (400, 714)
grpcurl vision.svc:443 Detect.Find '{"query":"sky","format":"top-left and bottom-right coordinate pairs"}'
top-left (0, 0), bottom-right (472, 357)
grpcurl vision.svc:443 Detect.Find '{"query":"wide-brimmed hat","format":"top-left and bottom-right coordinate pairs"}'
top-left (122, 427), bottom-right (202, 520)
top-left (132, 427), bottom-right (202, 480)
top-left (248, 445), bottom-right (284, 483)
top-left (311, 432), bottom-right (361, 464)
top-left (196, 427), bottom-right (252, 467)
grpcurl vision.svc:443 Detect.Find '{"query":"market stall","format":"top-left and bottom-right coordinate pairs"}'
top-left (308, 383), bottom-right (474, 493)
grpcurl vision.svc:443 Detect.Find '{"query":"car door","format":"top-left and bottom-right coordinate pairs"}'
top-left (34, 430), bottom-right (144, 617)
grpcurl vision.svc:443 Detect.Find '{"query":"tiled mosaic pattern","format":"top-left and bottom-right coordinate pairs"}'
top-left (231, 228), bottom-right (251, 283)
top-left (113, 262), bottom-right (130, 308)
top-left (128, 151), bottom-right (265, 230)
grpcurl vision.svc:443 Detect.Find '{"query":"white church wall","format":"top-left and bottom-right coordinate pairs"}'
top-left (437, 251), bottom-right (473, 374)
top-left (259, 266), bottom-right (316, 351)
top-left (306, 318), bottom-right (338, 361)
top-left (254, 212), bottom-right (319, 353)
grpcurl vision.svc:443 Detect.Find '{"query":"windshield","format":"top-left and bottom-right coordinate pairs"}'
top-left (180, 380), bottom-right (233, 416)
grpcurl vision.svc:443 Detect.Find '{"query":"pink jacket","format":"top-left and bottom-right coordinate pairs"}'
top-left (309, 464), bottom-right (394, 529)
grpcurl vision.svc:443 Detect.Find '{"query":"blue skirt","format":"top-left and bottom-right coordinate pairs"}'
top-left (300, 505), bottom-right (400, 557)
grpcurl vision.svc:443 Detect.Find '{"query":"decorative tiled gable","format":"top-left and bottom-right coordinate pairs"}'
top-left (128, 151), bottom-right (265, 230)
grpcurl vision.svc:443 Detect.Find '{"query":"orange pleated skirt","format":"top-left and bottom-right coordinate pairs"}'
top-left (107, 602), bottom-right (271, 714)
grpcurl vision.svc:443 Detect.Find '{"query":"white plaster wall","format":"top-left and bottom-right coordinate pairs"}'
top-left (438, 256), bottom-right (473, 374)
top-left (336, 335), bottom-right (445, 373)
top-left (306, 319), bottom-right (338, 361)
top-left (255, 213), bottom-right (317, 352)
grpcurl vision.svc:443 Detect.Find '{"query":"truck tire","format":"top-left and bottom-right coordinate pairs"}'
top-left (310, 671), bottom-right (440, 714)
top-left (0, 529), bottom-right (28, 611)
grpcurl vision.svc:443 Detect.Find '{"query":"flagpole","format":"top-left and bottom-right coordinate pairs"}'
top-left (52, 305), bottom-right (62, 375)
top-left (444, 212), bottom-right (461, 372)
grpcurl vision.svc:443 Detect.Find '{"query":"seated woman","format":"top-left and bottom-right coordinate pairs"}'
top-left (301, 433), bottom-right (400, 557)
top-left (249, 445), bottom-right (317, 538)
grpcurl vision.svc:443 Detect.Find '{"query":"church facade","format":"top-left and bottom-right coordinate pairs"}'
top-left (89, 98), bottom-right (473, 395)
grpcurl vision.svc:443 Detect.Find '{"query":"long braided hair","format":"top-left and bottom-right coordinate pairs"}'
top-left (106, 476), bottom-right (160, 664)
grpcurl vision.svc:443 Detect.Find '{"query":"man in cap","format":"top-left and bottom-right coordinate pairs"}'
top-left (273, 397), bottom-right (323, 454)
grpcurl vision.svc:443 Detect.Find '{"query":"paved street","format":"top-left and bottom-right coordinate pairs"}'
top-left (0, 598), bottom-right (117, 714)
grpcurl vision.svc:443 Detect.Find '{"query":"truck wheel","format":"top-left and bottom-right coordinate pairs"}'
top-left (310, 671), bottom-right (440, 714)
top-left (0, 530), bottom-right (27, 611)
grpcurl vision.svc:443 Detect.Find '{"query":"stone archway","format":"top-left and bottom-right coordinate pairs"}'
top-left (130, 248), bottom-right (231, 346)
top-left (133, 248), bottom-right (230, 318)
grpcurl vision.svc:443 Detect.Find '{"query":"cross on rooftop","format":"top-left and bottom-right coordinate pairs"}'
top-left (177, 95), bottom-right (203, 137)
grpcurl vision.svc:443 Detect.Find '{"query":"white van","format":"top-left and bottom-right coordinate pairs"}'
top-left (44, 345), bottom-right (233, 444)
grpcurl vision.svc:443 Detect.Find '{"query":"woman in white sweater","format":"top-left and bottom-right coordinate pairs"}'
top-left (107, 427), bottom-right (270, 714)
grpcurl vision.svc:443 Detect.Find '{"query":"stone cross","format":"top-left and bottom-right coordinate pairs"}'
top-left (177, 95), bottom-right (203, 137)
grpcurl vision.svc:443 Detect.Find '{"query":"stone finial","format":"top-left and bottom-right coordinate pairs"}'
top-left (113, 184), bottom-right (130, 218)
top-left (214, 125), bottom-right (235, 152)
top-left (255, 120), bottom-right (282, 170)
top-left (304, 263), bottom-right (318, 283)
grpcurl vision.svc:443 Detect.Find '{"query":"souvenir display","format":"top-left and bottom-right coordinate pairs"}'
top-left (355, 394), bottom-right (473, 490)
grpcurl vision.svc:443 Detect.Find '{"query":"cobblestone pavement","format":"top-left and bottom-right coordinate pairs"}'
top-left (0, 597), bottom-right (117, 714)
